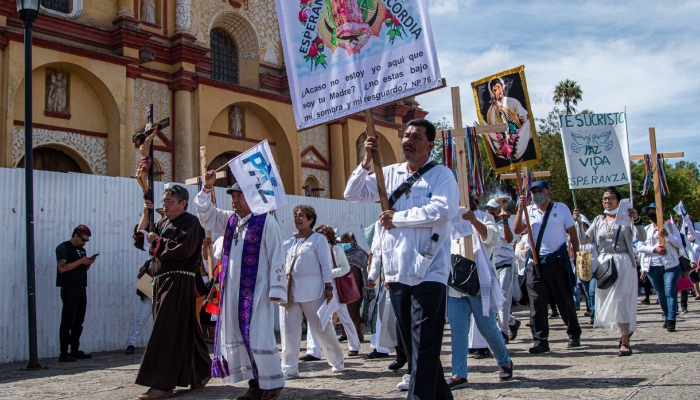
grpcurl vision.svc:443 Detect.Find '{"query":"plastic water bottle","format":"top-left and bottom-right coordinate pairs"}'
top-left (421, 233), bottom-right (440, 259)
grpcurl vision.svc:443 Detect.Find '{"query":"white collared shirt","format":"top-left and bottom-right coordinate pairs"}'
top-left (344, 160), bottom-right (459, 286)
top-left (521, 202), bottom-right (575, 256)
top-left (492, 220), bottom-right (516, 266)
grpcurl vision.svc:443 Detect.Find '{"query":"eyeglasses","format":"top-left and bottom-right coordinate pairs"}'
top-left (602, 196), bottom-right (617, 202)
top-left (162, 199), bottom-right (178, 205)
top-left (78, 235), bottom-right (89, 243)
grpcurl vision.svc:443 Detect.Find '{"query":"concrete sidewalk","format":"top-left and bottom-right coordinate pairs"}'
top-left (1, 296), bottom-right (698, 399)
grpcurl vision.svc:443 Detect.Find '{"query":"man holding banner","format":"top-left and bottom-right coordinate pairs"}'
top-left (194, 140), bottom-right (287, 400)
top-left (345, 119), bottom-right (459, 399)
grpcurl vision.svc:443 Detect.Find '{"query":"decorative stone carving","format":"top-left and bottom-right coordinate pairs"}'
top-left (228, 106), bottom-right (243, 137)
top-left (141, 0), bottom-right (156, 24)
top-left (299, 125), bottom-right (328, 159)
top-left (133, 79), bottom-right (171, 137)
top-left (13, 127), bottom-right (107, 175)
top-left (175, 0), bottom-right (191, 32)
top-left (46, 69), bottom-right (69, 114)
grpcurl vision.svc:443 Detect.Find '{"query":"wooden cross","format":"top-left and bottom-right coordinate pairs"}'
top-left (630, 127), bottom-right (684, 246)
top-left (437, 86), bottom-right (507, 259)
top-left (184, 147), bottom-right (227, 279)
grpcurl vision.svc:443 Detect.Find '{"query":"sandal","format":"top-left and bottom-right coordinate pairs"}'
top-left (137, 388), bottom-right (174, 400)
top-left (191, 376), bottom-right (211, 390)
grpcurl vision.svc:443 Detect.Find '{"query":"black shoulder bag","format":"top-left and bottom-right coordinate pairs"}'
top-left (530, 202), bottom-right (555, 278)
top-left (596, 227), bottom-right (620, 290)
top-left (449, 252), bottom-right (480, 296)
top-left (387, 161), bottom-right (437, 208)
top-left (679, 233), bottom-right (693, 278)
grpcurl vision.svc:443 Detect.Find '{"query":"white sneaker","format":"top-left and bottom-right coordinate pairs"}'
top-left (397, 374), bottom-right (410, 390)
top-left (331, 364), bottom-right (344, 373)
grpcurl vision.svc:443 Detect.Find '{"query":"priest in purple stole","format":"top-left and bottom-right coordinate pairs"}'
top-left (195, 172), bottom-right (286, 400)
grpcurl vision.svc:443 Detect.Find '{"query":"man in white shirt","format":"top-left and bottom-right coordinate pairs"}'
top-left (195, 178), bottom-right (286, 400)
top-left (345, 119), bottom-right (459, 400)
top-left (513, 181), bottom-right (581, 354)
top-left (485, 199), bottom-right (521, 342)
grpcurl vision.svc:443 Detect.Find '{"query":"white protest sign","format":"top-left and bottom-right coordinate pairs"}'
top-left (275, 0), bottom-right (442, 129)
top-left (227, 140), bottom-right (287, 214)
top-left (559, 112), bottom-right (630, 189)
top-left (451, 207), bottom-right (473, 240)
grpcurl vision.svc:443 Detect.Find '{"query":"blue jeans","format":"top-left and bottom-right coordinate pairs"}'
top-left (578, 277), bottom-right (596, 317)
top-left (447, 295), bottom-right (511, 379)
top-left (646, 265), bottom-right (680, 321)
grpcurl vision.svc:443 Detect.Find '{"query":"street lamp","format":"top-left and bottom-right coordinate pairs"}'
top-left (17, 0), bottom-right (42, 370)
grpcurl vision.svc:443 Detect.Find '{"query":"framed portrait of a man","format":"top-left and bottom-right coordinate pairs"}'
top-left (471, 66), bottom-right (540, 173)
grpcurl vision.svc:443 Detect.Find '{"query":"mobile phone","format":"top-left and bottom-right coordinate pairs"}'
top-left (91, 254), bottom-right (100, 258)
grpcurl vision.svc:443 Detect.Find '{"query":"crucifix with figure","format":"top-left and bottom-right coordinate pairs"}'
top-left (185, 147), bottom-right (227, 279)
top-left (436, 86), bottom-right (507, 259)
top-left (133, 104), bottom-right (169, 231)
top-left (630, 127), bottom-right (684, 246)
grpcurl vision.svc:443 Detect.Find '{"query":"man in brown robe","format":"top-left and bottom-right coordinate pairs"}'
top-left (135, 184), bottom-right (211, 400)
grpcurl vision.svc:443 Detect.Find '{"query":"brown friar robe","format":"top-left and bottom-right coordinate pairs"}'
top-left (135, 212), bottom-right (211, 390)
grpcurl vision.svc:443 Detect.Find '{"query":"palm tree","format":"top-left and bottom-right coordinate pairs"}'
top-left (553, 79), bottom-right (583, 115)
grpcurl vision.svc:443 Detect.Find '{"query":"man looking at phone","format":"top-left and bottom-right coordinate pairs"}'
top-left (56, 225), bottom-right (96, 362)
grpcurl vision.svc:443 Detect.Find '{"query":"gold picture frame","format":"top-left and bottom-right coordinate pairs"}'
top-left (471, 65), bottom-right (541, 174)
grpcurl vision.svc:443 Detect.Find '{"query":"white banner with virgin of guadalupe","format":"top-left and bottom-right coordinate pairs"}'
top-left (275, 0), bottom-right (443, 130)
top-left (559, 112), bottom-right (631, 189)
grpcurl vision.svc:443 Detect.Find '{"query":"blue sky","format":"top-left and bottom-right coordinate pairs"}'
top-left (416, 0), bottom-right (700, 165)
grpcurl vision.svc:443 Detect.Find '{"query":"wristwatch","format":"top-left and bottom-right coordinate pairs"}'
top-left (325, 285), bottom-right (333, 291)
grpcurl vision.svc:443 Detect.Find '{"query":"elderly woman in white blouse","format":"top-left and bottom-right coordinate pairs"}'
top-left (302, 225), bottom-right (362, 360)
top-left (279, 206), bottom-right (344, 379)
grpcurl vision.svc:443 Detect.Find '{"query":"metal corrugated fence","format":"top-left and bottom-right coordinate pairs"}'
top-left (0, 168), bottom-right (380, 363)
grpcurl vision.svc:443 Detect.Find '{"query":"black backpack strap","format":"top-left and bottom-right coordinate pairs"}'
top-left (534, 202), bottom-right (555, 262)
top-left (387, 161), bottom-right (438, 209)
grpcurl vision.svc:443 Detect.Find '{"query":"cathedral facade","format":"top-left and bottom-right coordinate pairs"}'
top-left (0, 0), bottom-right (427, 199)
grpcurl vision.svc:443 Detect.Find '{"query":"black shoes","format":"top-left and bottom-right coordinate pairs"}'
top-left (58, 353), bottom-right (77, 362)
top-left (528, 342), bottom-right (550, 354)
top-left (348, 351), bottom-right (359, 357)
top-left (388, 357), bottom-right (407, 371)
top-left (666, 320), bottom-right (676, 332)
top-left (663, 320), bottom-right (668, 329)
top-left (337, 335), bottom-right (348, 342)
top-left (299, 354), bottom-right (321, 362)
top-left (499, 361), bottom-right (514, 380)
top-left (618, 344), bottom-right (632, 357)
top-left (501, 332), bottom-right (510, 344)
top-left (549, 311), bottom-right (560, 319)
top-left (70, 351), bottom-right (92, 359)
top-left (473, 348), bottom-right (491, 359)
top-left (125, 345), bottom-right (135, 355)
top-left (446, 377), bottom-right (469, 390)
top-left (365, 349), bottom-right (389, 359)
top-left (568, 338), bottom-right (581, 348)
top-left (508, 320), bottom-right (521, 341)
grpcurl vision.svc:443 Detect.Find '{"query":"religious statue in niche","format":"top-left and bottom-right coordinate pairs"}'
top-left (141, 0), bottom-right (156, 24)
top-left (228, 106), bottom-right (244, 137)
top-left (46, 69), bottom-right (69, 114)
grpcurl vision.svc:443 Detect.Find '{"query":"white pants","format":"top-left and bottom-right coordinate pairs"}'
top-left (497, 266), bottom-right (517, 334)
top-left (307, 303), bottom-right (360, 356)
top-left (280, 296), bottom-right (344, 375)
top-left (370, 285), bottom-right (390, 353)
top-left (127, 297), bottom-right (152, 347)
top-left (469, 314), bottom-right (487, 348)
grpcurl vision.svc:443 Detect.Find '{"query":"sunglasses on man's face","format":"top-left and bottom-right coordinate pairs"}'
top-left (79, 236), bottom-right (89, 243)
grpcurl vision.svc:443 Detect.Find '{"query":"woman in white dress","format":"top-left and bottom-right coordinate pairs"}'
top-left (580, 187), bottom-right (645, 356)
top-left (279, 205), bottom-right (344, 379)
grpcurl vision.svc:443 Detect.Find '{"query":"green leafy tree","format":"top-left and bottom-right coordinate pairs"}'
top-left (553, 79), bottom-right (583, 115)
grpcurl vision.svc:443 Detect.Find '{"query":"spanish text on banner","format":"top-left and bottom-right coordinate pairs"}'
top-left (227, 140), bottom-right (287, 214)
top-left (559, 112), bottom-right (630, 189)
top-left (276, 0), bottom-right (442, 129)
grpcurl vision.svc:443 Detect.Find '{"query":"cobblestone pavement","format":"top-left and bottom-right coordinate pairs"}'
top-left (2, 297), bottom-right (698, 400)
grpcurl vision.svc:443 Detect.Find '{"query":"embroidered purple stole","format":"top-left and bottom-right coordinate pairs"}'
top-left (211, 213), bottom-right (267, 379)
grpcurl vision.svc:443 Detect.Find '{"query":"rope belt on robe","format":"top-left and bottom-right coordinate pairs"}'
top-left (205, 213), bottom-right (267, 379)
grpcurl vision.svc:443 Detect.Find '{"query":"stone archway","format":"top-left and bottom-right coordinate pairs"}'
top-left (11, 61), bottom-right (121, 176)
top-left (16, 146), bottom-right (86, 174)
top-left (209, 11), bottom-right (260, 88)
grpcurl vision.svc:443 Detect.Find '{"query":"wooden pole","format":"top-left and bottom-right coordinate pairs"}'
top-left (649, 128), bottom-right (666, 246)
top-left (450, 87), bottom-right (474, 259)
top-left (364, 109), bottom-right (390, 211)
top-left (147, 104), bottom-right (155, 232)
top-left (516, 166), bottom-right (541, 278)
top-left (199, 147), bottom-right (214, 280)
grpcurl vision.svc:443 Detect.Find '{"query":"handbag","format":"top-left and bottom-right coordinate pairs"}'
top-left (332, 248), bottom-right (361, 304)
top-left (596, 227), bottom-right (620, 290)
top-left (677, 275), bottom-right (693, 292)
top-left (281, 235), bottom-right (311, 308)
top-left (576, 251), bottom-right (593, 281)
top-left (448, 253), bottom-right (480, 296)
top-left (678, 233), bottom-right (693, 278)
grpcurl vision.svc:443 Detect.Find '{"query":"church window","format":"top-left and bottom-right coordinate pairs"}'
top-left (210, 29), bottom-right (238, 85)
top-left (41, 0), bottom-right (70, 14)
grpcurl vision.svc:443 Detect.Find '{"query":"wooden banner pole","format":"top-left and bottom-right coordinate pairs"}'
top-left (364, 109), bottom-right (390, 211)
